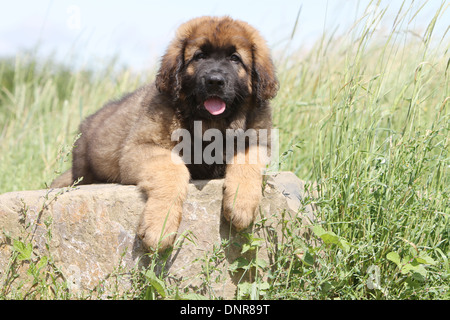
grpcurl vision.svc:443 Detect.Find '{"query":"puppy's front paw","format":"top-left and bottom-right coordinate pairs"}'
top-left (223, 181), bottom-right (262, 231)
top-left (137, 203), bottom-right (181, 252)
top-left (138, 224), bottom-right (177, 252)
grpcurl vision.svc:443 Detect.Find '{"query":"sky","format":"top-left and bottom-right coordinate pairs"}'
top-left (0, 0), bottom-right (448, 70)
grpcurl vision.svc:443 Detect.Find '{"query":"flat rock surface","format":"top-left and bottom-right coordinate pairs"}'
top-left (0, 172), bottom-right (316, 299)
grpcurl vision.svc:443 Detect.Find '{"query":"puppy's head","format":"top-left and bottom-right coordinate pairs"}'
top-left (156, 16), bottom-right (279, 119)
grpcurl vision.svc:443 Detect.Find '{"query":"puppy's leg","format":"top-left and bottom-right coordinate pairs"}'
top-left (120, 144), bottom-right (190, 251)
top-left (223, 145), bottom-right (264, 230)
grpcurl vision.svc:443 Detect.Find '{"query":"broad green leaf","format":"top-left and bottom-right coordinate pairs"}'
top-left (240, 281), bottom-right (270, 299)
top-left (312, 225), bottom-right (326, 237)
top-left (228, 257), bottom-right (249, 273)
top-left (237, 282), bottom-right (252, 297)
top-left (259, 282), bottom-right (270, 291)
top-left (312, 225), bottom-right (349, 251)
top-left (338, 239), bottom-right (350, 252)
top-left (144, 270), bottom-right (166, 298)
top-left (241, 243), bottom-right (252, 254)
top-left (401, 262), bottom-right (427, 278)
top-left (37, 256), bottom-right (48, 270)
top-left (387, 252), bottom-right (401, 268)
top-left (416, 253), bottom-right (436, 265)
top-left (250, 238), bottom-right (263, 247)
top-left (312, 225), bottom-right (338, 244)
top-left (303, 251), bottom-right (315, 266)
top-left (23, 243), bottom-right (32, 260)
top-left (13, 239), bottom-right (26, 255)
top-left (254, 258), bottom-right (268, 269)
top-left (321, 282), bottom-right (333, 293)
top-left (13, 240), bottom-right (32, 261)
top-left (411, 266), bottom-right (427, 281)
top-left (401, 255), bottom-right (413, 265)
top-left (320, 232), bottom-right (340, 245)
top-left (401, 263), bottom-right (413, 274)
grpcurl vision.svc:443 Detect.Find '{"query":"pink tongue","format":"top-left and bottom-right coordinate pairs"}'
top-left (204, 98), bottom-right (226, 115)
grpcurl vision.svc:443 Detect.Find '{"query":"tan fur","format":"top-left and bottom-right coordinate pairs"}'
top-left (51, 16), bottom-right (278, 251)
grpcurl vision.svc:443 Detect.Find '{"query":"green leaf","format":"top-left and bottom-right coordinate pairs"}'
top-left (401, 262), bottom-right (427, 278)
top-left (250, 238), bottom-right (263, 247)
top-left (238, 281), bottom-right (270, 299)
top-left (321, 232), bottom-right (340, 245)
top-left (241, 243), bottom-right (252, 254)
top-left (312, 225), bottom-right (349, 252)
top-left (254, 258), bottom-right (268, 269)
top-left (401, 255), bottom-right (413, 265)
top-left (312, 225), bottom-right (326, 237)
top-left (241, 236), bottom-right (263, 254)
top-left (259, 282), bottom-right (270, 291)
top-left (13, 240), bottom-right (32, 261)
top-left (387, 252), bottom-right (401, 268)
top-left (37, 256), bottom-right (48, 270)
top-left (13, 239), bottom-right (26, 253)
top-left (237, 282), bottom-right (252, 297)
top-left (228, 257), bottom-right (250, 274)
top-left (321, 282), bottom-right (333, 293)
top-left (411, 266), bottom-right (427, 282)
top-left (251, 282), bottom-right (267, 299)
top-left (416, 252), bottom-right (436, 265)
top-left (144, 270), bottom-right (166, 298)
top-left (302, 251), bottom-right (315, 266)
top-left (338, 239), bottom-right (350, 252)
top-left (312, 225), bottom-right (339, 244)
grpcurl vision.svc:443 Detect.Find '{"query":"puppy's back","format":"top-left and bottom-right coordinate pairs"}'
top-left (51, 85), bottom-right (153, 187)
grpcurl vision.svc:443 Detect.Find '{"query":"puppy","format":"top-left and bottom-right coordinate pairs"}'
top-left (51, 16), bottom-right (279, 251)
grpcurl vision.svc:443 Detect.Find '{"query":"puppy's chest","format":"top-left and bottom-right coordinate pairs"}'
top-left (173, 121), bottom-right (231, 179)
top-left (172, 116), bottom-right (253, 178)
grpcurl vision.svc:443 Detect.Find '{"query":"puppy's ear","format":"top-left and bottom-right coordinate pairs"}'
top-left (252, 44), bottom-right (279, 102)
top-left (155, 40), bottom-right (185, 99)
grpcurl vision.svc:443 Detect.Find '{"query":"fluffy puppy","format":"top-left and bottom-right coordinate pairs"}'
top-left (51, 16), bottom-right (279, 251)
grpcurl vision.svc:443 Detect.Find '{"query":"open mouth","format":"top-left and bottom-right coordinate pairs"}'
top-left (203, 97), bottom-right (226, 116)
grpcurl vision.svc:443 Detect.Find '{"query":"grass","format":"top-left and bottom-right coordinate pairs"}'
top-left (0, 1), bottom-right (448, 299)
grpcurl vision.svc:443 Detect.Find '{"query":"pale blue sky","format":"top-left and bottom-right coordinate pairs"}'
top-left (0, 0), bottom-right (448, 69)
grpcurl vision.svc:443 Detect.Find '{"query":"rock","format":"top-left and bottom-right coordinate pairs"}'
top-left (0, 172), bottom-right (316, 299)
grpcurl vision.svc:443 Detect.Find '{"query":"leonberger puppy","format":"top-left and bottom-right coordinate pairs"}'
top-left (51, 16), bottom-right (279, 251)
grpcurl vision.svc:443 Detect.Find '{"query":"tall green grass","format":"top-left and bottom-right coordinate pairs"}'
top-left (270, 1), bottom-right (449, 299)
top-left (0, 1), bottom-right (448, 299)
top-left (0, 53), bottom-right (152, 191)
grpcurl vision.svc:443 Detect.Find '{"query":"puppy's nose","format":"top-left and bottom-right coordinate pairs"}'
top-left (205, 73), bottom-right (225, 90)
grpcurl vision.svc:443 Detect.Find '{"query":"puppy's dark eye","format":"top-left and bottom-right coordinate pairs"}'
top-left (230, 53), bottom-right (241, 63)
top-left (194, 51), bottom-right (206, 61)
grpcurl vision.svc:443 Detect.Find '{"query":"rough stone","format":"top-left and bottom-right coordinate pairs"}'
top-left (0, 172), bottom-right (316, 299)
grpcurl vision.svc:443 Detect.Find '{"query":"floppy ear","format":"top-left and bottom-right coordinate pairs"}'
top-left (155, 39), bottom-right (185, 99)
top-left (252, 44), bottom-right (279, 102)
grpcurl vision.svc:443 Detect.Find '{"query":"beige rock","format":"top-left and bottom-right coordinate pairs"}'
top-left (0, 172), bottom-right (316, 299)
